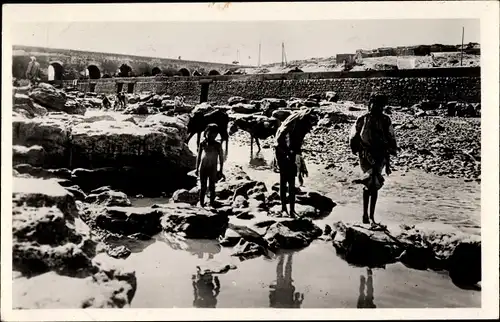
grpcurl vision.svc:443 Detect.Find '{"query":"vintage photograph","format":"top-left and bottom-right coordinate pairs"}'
top-left (2, 2), bottom-right (498, 320)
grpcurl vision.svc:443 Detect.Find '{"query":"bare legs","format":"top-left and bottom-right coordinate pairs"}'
top-left (362, 188), bottom-right (378, 224)
top-left (199, 170), bottom-right (217, 207)
top-left (279, 170), bottom-right (297, 218)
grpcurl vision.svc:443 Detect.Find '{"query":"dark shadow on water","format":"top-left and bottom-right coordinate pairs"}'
top-left (157, 232), bottom-right (222, 260)
top-left (269, 253), bottom-right (305, 308)
top-left (192, 268), bottom-right (221, 308)
top-left (357, 268), bottom-right (376, 308)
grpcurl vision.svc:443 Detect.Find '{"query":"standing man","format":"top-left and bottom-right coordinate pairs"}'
top-left (25, 56), bottom-right (41, 87)
top-left (350, 93), bottom-right (398, 225)
top-left (273, 108), bottom-right (318, 218)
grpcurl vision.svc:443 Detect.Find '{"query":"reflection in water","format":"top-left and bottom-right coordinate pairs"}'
top-left (269, 253), bottom-right (304, 308)
top-left (158, 233), bottom-right (221, 260)
top-left (357, 268), bottom-right (376, 308)
top-left (192, 267), bottom-right (221, 308)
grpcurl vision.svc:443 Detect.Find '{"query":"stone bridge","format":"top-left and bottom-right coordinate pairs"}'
top-left (12, 45), bottom-right (249, 81)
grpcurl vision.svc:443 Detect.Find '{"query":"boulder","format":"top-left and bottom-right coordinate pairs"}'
top-left (12, 116), bottom-right (71, 168)
top-left (92, 206), bottom-right (163, 237)
top-left (332, 221), bottom-right (482, 283)
top-left (13, 145), bottom-right (45, 167)
top-left (123, 103), bottom-right (150, 115)
top-left (160, 203), bottom-right (229, 239)
top-left (85, 188), bottom-right (132, 207)
top-left (264, 219), bottom-right (322, 249)
top-left (171, 187), bottom-right (199, 206)
top-left (13, 93), bottom-right (48, 118)
top-left (14, 163), bottom-right (71, 180)
top-left (70, 120), bottom-right (196, 171)
top-left (228, 96), bottom-right (248, 106)
top-left (63, 99), bottom-right (86, 115)
top-left (295, 188), bottom-right (336, 213)
top-left (28, 83), bottom-right (67, 112)
top-left (231, 103), bottom-right (258, 114)
top-left (141, 114), bottom-right (189, 141)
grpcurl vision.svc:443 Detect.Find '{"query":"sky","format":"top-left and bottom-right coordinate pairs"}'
top-left (12, 19), bottom-right (479, 66)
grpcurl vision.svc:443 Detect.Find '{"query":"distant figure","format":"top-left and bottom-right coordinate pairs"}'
top-left (349, 93), bottom-right (398, 225)
top-left (196, 123), bottom-right (225, 208)
top-left (115, 92), bottom-right (127, 110)
top-left (102, 95), bottom-right (111, 110)
top-left (357, 268), bottom-right (376, 308)
top-left (25, 56), bottom-right (40, 87)
top-left (269, 254), bottom-right (304, 308)
top-left (273, 109), bottom-right (318, 218)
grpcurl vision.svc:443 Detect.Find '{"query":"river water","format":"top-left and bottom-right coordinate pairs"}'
top-left (88, 110), bottom-right (482, 308)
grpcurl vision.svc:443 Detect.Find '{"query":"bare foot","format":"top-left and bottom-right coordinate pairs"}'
top-left (362, 215), bottom-right (370, 224)
top-left (289, 211), bottom-right (300, 218)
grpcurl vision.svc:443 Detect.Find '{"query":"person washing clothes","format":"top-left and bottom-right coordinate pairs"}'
top-left (195, 123), bottom-right (225, 208)
top-left (349, 93), bottom-right (398, 226)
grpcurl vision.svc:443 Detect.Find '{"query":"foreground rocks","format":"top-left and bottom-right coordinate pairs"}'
top-left (331, 221), bottom-right (481, 285)
top-left (12, 175), bottom-right (137, 308)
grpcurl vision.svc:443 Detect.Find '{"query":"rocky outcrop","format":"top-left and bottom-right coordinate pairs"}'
top-left (264, 219), bottom-right (323, 249)
top-left (331, 221), bottom-right (481, 285)
top-left (160, 203), bottom-right (229, 239)
top-left (12, 176), bottom-right (138, 308)
top-left (29, 83), bottom-right (86, 115)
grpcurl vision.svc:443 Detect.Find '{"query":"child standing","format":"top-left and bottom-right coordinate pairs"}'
top-left (196, 123), bottom-right (224, 207)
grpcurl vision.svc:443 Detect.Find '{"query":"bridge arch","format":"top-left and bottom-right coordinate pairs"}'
top-left (192, 70), bottom-right (202, 76)
top-left (48, 61), bottom-right (64, 81)
top-left (287, 67), bottom-right (304, 73)
top-left (208, 69), bottom-right (221, 76)
top-left (87, 65), bottom-right (101, 79)
top-left (151, 67), bottom-right (162, 76)
top-left (119, 64), bottom-right (132, 77)
top-left (178, 68), bottom-right (190, 77)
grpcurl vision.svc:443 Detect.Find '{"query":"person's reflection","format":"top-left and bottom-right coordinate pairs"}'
top-left (357, 268), bottom-right (376, 308)
top-left (192, 267), bottom-right (221, 308)
top-left (269, 253), bottom-right (304, 308)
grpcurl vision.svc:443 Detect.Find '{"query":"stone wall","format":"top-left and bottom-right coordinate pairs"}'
top-left (64, 67), bottom-right (480, 107)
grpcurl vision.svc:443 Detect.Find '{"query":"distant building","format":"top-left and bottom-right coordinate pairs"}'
top-left (335, 53), bottom-right (356, 65)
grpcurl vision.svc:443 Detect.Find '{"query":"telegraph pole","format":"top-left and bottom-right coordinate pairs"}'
top-left (258, 42), bottom-right (261, 67)
top-left (460, 26), bottom-right (465, 66)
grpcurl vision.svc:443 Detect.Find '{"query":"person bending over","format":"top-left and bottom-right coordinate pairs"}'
top-left (196, 123), bottom-right (224, 208)
top-left (273, 109), bottom-right (317, 218)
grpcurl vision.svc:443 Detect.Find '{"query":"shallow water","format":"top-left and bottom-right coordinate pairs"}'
top-left (124, 138), bottom-right (480, 308)
top-left (85, 110), bottom-right (481, 307)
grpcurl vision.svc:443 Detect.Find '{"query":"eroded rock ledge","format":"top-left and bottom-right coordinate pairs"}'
top-left (331, 221), bottom-right (481, 286)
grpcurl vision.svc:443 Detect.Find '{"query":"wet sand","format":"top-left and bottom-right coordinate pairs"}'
top-left (123, 139), bottom-right (481, 308)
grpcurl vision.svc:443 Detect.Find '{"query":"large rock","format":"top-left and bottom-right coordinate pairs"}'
top-left (13, 145), bottom-right (45, 167)
top-left (13, 93), bottom-right (48, 118)
top-left (12, 115), bottom-right (71, 168)
top-left (70, 120), bottom-right (196, 171)
top-left (264, 219), bottom-right (322, 249)
top-left (228, 96), bottom-right (248, 106)
top-left (141, 114), bottom-right (189, 141)
top-left (14, 163), bottom-right (71, 180)
top-left (14, 253), bottom-right (136, 309)
top-left (231, 103), bottom-right (258, 114)
top-left (85, 188), bottom-right (132, 207)
top-left (89, 205), bottom-right (163, 238)
top-left (171, 188), bottom-right (199, 205)
top-left (160, 203), bottom-right (229, 239)
top-left (12, 177), bottom-right (99, 277)
top-left (29, 83), bottom-right (67, 111)
top-left (332, 221), bottom-right (481, 284)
